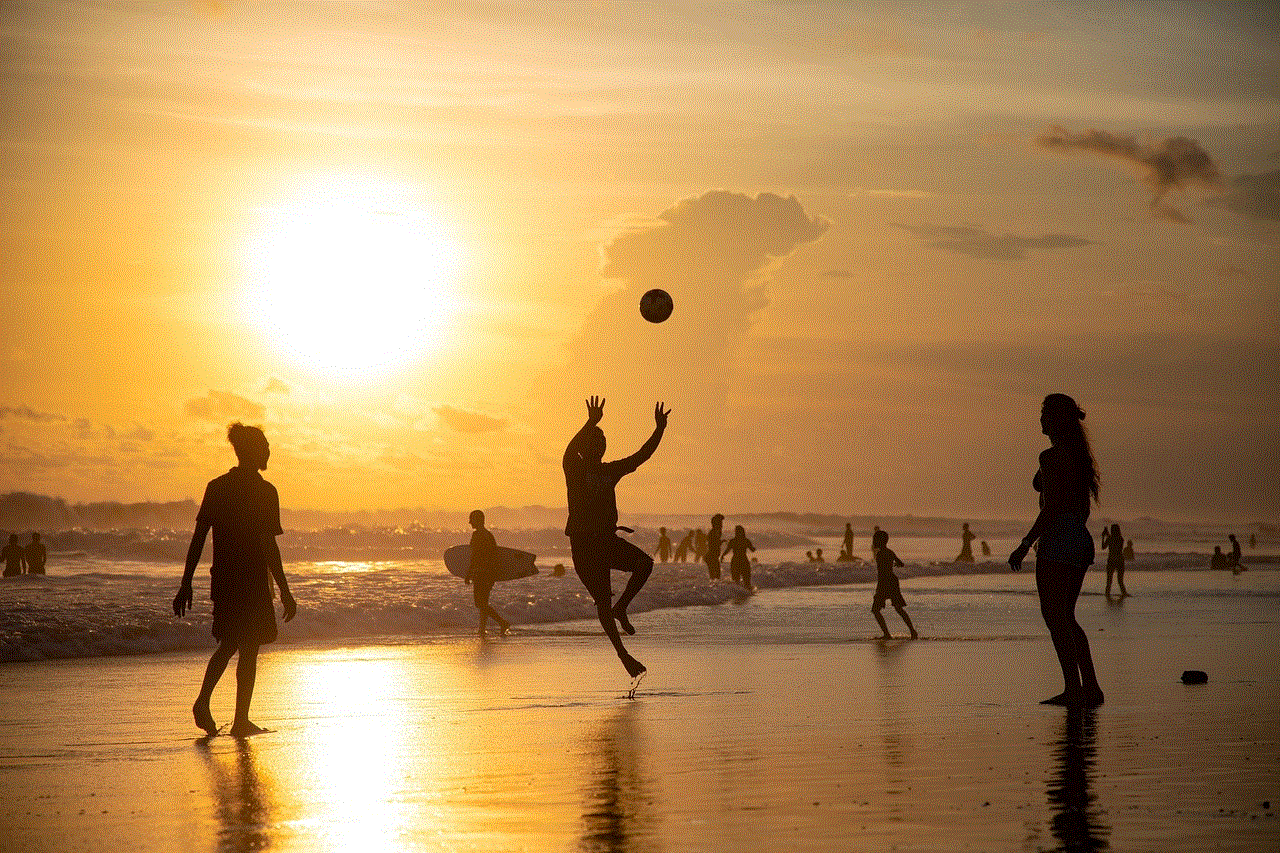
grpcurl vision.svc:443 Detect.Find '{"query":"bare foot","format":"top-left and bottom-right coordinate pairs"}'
top-left (880, 633), bottom-right (893, 640)
top-left (612, 606), bottom-right (635, 636)
top-left (910, 631), bottom-right (919, 639)
top-left (228, 720), bottom-right (269, 738)
top-left (1039, 691), bottom-right (1079, 706)
top-left (620, 653), bottom-right (646, 678)
top-left (1082, 687), bottom-right (1105, 707)
top-left (499, 621), bottom-right (511, 636)
top-left (193, 700), bottom-right (217, 736)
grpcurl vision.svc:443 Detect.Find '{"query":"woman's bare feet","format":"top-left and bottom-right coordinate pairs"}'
top-left (193, 700), bottom-right (217, 736)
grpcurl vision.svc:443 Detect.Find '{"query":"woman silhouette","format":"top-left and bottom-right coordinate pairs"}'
top-left (1009, 394), bottom-right (1104, 707)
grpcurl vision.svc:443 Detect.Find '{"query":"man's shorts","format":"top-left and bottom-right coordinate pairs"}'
top-left (873, 579), bottom-right (906, 610)
top-left (570, 532), bottom-right (652, 598)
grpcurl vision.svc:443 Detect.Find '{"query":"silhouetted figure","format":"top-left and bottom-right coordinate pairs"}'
top-left (693, 529), bottom-right (707, 563)
top-left (871, 529), bottom-right (917, 639)
top-left (1009, 394), bottom-right (1103, 707)
top-left (2, 534), bottom-right (25, 577)
top-left (551, 563), bottom-right (566, 577)
top-left (704, 514), bottom-right (724, 580)
top-left (837, 547), bottom-right (854, 562)
top-left (1210, 546), bottom-right (1225, 571)
top-left (955, 522), bottom-right (976, 562)
top-left (722, 524), bottom-right (756, 590)
top-left (814, 547), bottom-right (825, 563)
top-left (981, 540), bottom-right (991, 557)
top-left (1248, 533), bottom-right (1256, 549)
top-left (653, 527), bottom-right (672, 564)
top-left (1100, 523), bottom-right (1127, 597)
top-left (24, 532), bottom-right (46, 575)
top-left (804, 550), bottom-right (815, 562)
top-left (1046, 708), bottom-right (1109, 852)
top-left (563, 396), bottom-right (668, 678)
top-left (1227, 534), bottom-right (1243, 574)
top-left (174, 423), bottom-right (297, 737)
top-left (674, 529), bottom-right (692, 562)
top-left (1122, 539), bottom-right (1134, 561)
top-left (465, 510), bottom-right (511, 637)
top-left (843, 523), bottom-right (854, 560)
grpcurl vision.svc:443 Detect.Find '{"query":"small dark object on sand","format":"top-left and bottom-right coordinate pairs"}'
top-left (1181, 670), bottom-right (1208, 684)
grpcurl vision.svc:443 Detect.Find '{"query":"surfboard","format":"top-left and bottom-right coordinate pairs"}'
top-left (443, 544), bottom-right (539, 582)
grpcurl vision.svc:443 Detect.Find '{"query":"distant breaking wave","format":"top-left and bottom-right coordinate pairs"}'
top-left (2, 553), bottom-right (1274, 663)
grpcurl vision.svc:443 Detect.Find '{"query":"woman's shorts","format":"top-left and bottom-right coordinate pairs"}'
top-left (1037, 516), bottom-right (1095, 568)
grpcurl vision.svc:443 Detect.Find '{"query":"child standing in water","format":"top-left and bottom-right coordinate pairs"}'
top-left (871, 529), bottom-right (917, 639)
top-left (465, 510), bottom-right (511, 637)
top-left (722, 524), bottom-right (756, 590)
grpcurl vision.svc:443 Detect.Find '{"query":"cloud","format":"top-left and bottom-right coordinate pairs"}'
top-left (849, 187), bottom-right (934, 199)
top-left (183, 390), bottom-right (266, 423)
top-left (0, 406), bottom-right (65, 423)
top-left (433, 405), bottom-right (509, 434)
top-left (1034, 126), bottom-right (1222, 223)
top-left (263, 377), bottom-right (291, 395)
top-left (1208, 170), bottom-right (1280, 221)
top-left (557, 190), bottom-right (829, 440)
top-left (894, 224), bottom-right (1093, 260)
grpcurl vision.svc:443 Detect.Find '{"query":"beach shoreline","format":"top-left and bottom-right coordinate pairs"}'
top-left (2, 572), bottom-right (1277, 852)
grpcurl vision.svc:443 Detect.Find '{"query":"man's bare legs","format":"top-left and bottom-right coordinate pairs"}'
top-left (611, 559), bottom-right (652, 636)
top-left (192, 639), bottom-right (267, 736)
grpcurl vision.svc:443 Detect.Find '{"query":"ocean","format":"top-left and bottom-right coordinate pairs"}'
top-left (1, 524), bottom-right (1272, 663)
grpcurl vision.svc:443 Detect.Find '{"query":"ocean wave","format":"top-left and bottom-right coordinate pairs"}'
top-left (2, 554), bottom-right (1275, 663)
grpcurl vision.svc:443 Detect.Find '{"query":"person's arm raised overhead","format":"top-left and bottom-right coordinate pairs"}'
top-left (616, 402), bottom-right (670, 471)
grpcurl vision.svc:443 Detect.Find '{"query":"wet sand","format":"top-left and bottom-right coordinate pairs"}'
top-left (1, 572), bottom-right (1277, 852)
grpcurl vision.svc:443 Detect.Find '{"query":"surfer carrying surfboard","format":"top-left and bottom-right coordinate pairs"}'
top-left (563, 396), bottom-right (669, 678)
top-left (466, 510), bottom-right (512, 637)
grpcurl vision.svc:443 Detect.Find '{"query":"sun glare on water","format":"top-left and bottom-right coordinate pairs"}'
top-left (242, 175), bottom-right (463, 374)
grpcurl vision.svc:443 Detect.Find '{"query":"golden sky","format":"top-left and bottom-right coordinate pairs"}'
top-left (2, 1), bottom-right (1277, 521)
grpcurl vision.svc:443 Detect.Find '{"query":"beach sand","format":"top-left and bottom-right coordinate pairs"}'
top-left (1, 571), bottom-right (1277, 852)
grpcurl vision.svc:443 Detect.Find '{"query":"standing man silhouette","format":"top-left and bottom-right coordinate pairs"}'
top-left (563, 396), bottom-right (669, 677)
top-left (174, 423), bottom-right (297, 737)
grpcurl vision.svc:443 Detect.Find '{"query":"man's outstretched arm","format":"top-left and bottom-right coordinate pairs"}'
top-left (617, 402), bottom-right (670, 471)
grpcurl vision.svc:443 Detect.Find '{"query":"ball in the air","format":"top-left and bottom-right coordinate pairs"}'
top-left (640, 288), bottom-right (673, 323)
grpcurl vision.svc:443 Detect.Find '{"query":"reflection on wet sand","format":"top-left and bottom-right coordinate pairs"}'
top-left (198, 737), bottom-right (274, 853)
top-left (1046, 708), bottom-right (1109, 853)
top-left (580, 704), bottom-right (657, 853)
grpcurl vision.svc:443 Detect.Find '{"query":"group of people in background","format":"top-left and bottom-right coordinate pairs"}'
top-left (1210, 533), bottom-right (1248, 574)
top-left (650, 514), bottom-right (756, 590)
top-left (2, 532), bottom-right (46, 576)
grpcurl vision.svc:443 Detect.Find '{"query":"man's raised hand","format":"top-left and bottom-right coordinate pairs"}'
top-left (586, 395), bottom-right (605, 425)
top-left (654, 402), bottom-right (670, 429)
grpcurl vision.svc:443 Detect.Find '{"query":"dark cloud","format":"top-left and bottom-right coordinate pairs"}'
top-left (894, 224), bottom-right (1093, 260)
top-left (433, 405), bottom-right (508, 434)
top-left (0, 406), bottom-right (65, 423)
top-left (562, 191), bottom-right (829, 436)
top-left (1034, 126), bottom-right (1222, 223)
top-left (1208, 170), bottom-right (1280, 221)
top-left (184, 390), bottom-right (265, 423)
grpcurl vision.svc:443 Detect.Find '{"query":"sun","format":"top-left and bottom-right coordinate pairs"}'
top-left (241, 175), bottom-right (462, 373)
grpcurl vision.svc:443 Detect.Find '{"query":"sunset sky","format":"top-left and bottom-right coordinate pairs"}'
top-left (2, 1), bottom-right (1277, 522)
